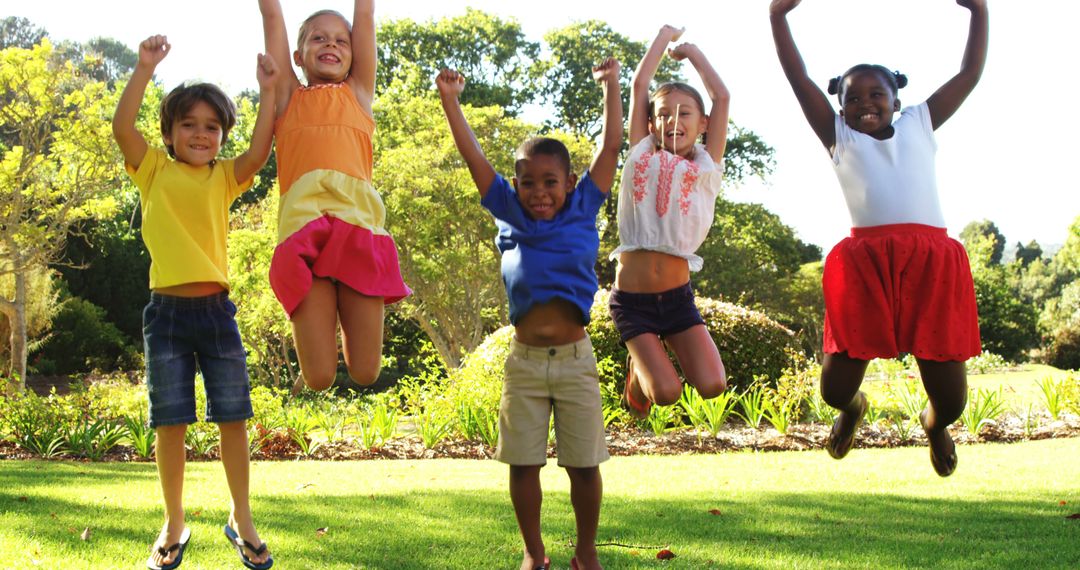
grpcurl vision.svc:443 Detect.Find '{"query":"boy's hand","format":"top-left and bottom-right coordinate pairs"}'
top-left (660, 25), bottom-right (685, 43)
top-left (769, 0), bottom-right (802, 17)
top-left (667, 43), bottom-right (701, 62)
top-left (955, 0), bottom-right (986, 11)
top-left (256, 53), bottom-right (278, 91)
top-left (435, 69), bottom-right (466, 99)
top-left (138, 35), bottom-right (170, 69)
top-left (591, 57), bottom-right (621, 83)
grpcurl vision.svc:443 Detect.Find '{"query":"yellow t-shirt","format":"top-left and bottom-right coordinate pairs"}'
top-left (126, 147), bottom-right (253, 290)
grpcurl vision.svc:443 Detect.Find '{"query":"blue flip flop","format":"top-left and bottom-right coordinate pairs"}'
top-left (223, 524), bottom-right (273, 569)
top-left (146, 527), bottom-right (191, 570)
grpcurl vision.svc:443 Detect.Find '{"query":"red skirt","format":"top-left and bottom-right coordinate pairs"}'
top-left (269, 215), bottom-right (411, 316)
top-left (822, 224), bottom-right (980, 361)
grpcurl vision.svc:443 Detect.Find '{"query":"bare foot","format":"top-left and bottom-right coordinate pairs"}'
top-left (520, 554), bottom-right (550, 570)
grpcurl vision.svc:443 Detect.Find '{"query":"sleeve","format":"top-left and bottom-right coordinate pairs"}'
top-left (125, 147), bottom-right (166, 199)
top-left (480, 174), bottom-right (521, 223)
top-left (224, 158), bottom-right (256, 203)
top-left (574, 171), bottom-right (609, 217)
top-left (907, 102), bottom-right (938, 152)
top-left (830, 113), bottom-right (849, 165)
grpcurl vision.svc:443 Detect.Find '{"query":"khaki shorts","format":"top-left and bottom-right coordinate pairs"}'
top-left (495, 336), bottom-right (610, 468)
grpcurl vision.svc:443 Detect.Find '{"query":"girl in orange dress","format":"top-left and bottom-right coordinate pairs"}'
top-left (259, 0), bottom-right (410, 391)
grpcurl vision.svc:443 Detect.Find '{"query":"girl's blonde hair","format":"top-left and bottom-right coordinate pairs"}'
top-left (648, 82), bottom-right (709, 148)
top-left (296, 10), bottom-right (351, 51)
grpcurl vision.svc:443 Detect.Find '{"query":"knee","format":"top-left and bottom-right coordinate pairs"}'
top-left (347, 361), bottom-right (381, 386)
top-left (303, 369), bottom-right (337, 392)
top-left (566, 466), bottom-right (601, 484)
top-left (652, 382), bottom-right (683, 407)
top-left (820, 383), bottom-right (856, 409)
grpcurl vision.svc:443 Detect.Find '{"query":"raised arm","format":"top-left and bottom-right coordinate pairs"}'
top-left (113, 35), bottom-right (169, 170)
top-left (769, 0), bottom-right (837, 150)
top-left (347, 0), bottom-right (377, 113)
top-left (669, 44), bottom-right (730, 164)
top-left (258, 0), bottom-right (300, 114)
top-left (436, 70), bottom-right (497, 197)
top-left (234, 53), bottom-right (279, 183)
top-left (630, 25), bottom-right (683, 146)
top-left (926, 0), bottom-right (988, 129)
top-left (588, 58), bottom-right (623, 193)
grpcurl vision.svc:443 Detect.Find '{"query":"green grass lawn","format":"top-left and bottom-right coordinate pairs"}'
top-left (863, 364), bottom-right (1073, 409)
top-left (2, 439), bottom-right (1079, 569)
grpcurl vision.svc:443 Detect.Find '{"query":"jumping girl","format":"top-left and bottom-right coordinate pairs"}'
top-left (769, 0), bottom-right (988, 476)
top-left (259, 0), bottom-right (411, 392)
top-left (612, 25), bottom-right (730, 419)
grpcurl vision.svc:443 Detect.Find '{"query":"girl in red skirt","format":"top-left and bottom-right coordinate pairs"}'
top-left (770, 0), bottom-right (989, 476)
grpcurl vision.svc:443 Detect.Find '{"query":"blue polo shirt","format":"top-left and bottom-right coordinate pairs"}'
top-left (481, 171), bottom-right (607, 325)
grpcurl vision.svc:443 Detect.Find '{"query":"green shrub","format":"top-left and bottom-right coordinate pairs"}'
top-left (588, 289), bottom-right (800, 391)
top-left (34, 297), bottom-right (141, 375)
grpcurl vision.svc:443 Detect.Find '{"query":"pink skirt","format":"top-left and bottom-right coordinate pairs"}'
top-left (822, 224), bottom-right (980, 362)
top-left (269, 215), bottom-right (411, 316)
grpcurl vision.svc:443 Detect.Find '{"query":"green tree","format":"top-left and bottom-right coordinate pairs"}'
top-left (377, 9), bottom-right (539, 113)
top-left (695, 199), bottom-right (805, 307)
top-left (1015, 239), bottom-right (1043, 267)
top-left (539, 20), bottom-right (679, 138)
top-left (0, 40), bottom-right (121, 391)
top-left (960, 219), bottom-right (1005, 266)
top-left (0, 17), bottom-right (46, 50)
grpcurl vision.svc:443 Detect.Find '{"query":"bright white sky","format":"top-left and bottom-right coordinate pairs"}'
top-left (9, 1), bottom-right (1079, 250)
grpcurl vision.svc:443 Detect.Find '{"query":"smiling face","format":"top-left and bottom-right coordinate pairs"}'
top-left (294, 12), bottom-right (353, 85)
top-left (840, 70), bottom-right (901, 139)
top-left (512, 152), bottom-right (576, 221)
top-left (163, 100), bottom-right (223, 166)
top-left (648, 89), bottom-right (708, 158)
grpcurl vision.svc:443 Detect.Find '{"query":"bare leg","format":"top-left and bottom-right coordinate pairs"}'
top-left (566, 466), bottom-right (602, 570)
top-left (917, 359), bottom-right (967, 476)
top-left (337, 284), bottom-right (384, 386)
top-left (149, 424), bottom-right (187, 568)
top-left (821, 352), bottom-right (870, 459)
top-left (290, 278), bottom-right (340, 391)
top-left (625, 334), bottom-right (681, 406)
top-left (219, 420), bottom-right (269, 565)
top-left (509, 465), bottom-right (546, 570)
top-left (665, 325), bottom-right (727, 398)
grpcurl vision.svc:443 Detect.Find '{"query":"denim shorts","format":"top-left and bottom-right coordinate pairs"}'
top-left (143, 292), bottom-right (253, 428)
top-left (608, 282), bottom-right (706, 343)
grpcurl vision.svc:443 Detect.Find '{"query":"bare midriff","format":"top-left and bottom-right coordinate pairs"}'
top-left (514, 298), bottom-right (587, 347)
top-left (153, 281), bottom-right (226, 298)
top-left (613, 250), bottom-right (690, 293)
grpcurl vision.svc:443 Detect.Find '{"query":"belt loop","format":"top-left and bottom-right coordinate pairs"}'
top-left (574, 343), bottom-right (579, 359)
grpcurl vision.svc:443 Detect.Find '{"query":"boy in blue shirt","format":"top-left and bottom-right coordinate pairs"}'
top-left (436, 58), bottom-right (622, 570)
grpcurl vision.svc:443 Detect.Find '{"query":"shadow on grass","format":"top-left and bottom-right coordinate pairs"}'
top-left (3, 464), bottom-right (1078, 569)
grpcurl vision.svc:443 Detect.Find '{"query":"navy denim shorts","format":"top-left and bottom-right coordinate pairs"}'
top-left (608, 282), bottom-right (706, 343)
top-left (143, 292), bottom-right (253, 428)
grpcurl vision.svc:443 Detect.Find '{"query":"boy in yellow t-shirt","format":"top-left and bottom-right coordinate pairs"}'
top-left (112, 34), bottom-right (277, 570)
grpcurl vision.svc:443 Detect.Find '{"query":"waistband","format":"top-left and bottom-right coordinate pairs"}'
top-left (610, 282), bottom-right (694, 302)
top-left (850, 224), bottom-right (947, 239)
top-left (149, 291), bottom-right (232, 308)
top-left (511, 336), bottom-right (593, 360)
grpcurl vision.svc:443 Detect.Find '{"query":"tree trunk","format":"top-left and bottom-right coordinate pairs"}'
top-left (0, 272), bottom-right (27, 394)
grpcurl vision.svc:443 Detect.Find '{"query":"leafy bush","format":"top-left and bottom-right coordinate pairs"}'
top-left (34, 297), bottom-right (141, 375)
top-left (588, 290), bottom-right (801, 392)
top-left (966, 351), bottom-right (1012, 374)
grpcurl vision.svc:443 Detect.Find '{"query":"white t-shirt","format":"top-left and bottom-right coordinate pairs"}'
top-left (611, 138), bottom-right (724, 271)
top-left (832, 102), bottom-right (946, 228)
